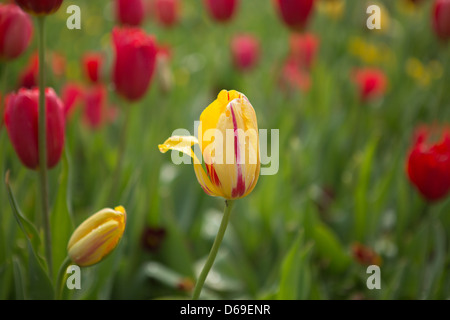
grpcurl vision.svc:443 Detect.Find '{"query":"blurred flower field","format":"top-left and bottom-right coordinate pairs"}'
top-left (0, 0), bottom-right (449, 300)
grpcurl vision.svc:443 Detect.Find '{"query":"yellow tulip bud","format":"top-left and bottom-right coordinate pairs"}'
top-left (67, 206), bottom-right (126, 267)
top-left (159, 90), bottom-right (260, 200)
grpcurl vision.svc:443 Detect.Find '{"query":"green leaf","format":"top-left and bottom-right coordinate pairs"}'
top-left (276, 232), bottom-right (313, 300)
top-left (4, 172), bottom-right (41, 251)
top-left (420, 217), bottom-right (446, 299)
top-left (12, 257), bottom-right (26, 300)
top-left (354, 137), bottom-right (378, 242)
top-left (312, 223), bottom-right (351, 274)
top-left (26, 240), bottom-right (54, 299)
top-left (5, 172), bottom-right (54, 299)
top-left (51, 150), bottom-right (75, 282)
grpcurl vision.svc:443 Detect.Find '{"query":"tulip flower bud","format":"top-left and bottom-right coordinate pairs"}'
top-left (15, 0), bottom-right (63, 15)
top-left (83, 84), bottom-right (107, 129)
top-left (204, 0), bottom-right (238, 23)
top-left (0, 4), bottom-right (32, 61)
top-left (18, 53), bottom-right (38, 89)
top-left (61, 82), bottom-right (84, 118)
top-left (112, 27), bottom-right (158, 102)
top-left (159, 90), bottom-right (260, 200)
top-left (155, 0), bottom-right (179, 28)
top-left (351, 68), bottom-right (387, 103)
top-left (115, 0), bottom-right (145, 26)
top-left (230, 34), bottom-right (260, 72)
top-left (406, 126), bottom-right (450, 202)
top-left (288, 33), bottom-right (319, 71)
top-left (68, 206), bottom-right (127, 267)
top-left (4, 88), bottom-right (65, 170)
top-left (82, 52), bottom-right (104, 84)
top-left (274, 0), bottom-right (315, 31)
top-left (432, 0), bottom-right (450, 41)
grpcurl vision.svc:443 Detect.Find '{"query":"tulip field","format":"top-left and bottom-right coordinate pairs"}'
top-left (1, 0), bottom-right (450, 302)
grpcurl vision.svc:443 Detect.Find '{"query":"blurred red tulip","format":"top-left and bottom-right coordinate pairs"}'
top-left (15, 0), bottom-right (63, 15)
top-left (351, 243), bottom-right (382, 266)
top-left (351, 68), bottom-right (387, 102)
top-left (204, 0), bottom-right (238, 22)
top-left (406, 126), bottom-right (450, 202)
top-left (141, 226), bottom-right (166, 252)
top-left (112, 27), bottom-right (158, 102)
top-left (432, 0), bottom-right (450, 40)
top-left (82, 52), bottom-right (104, 84)
top-left (18, 51), bottom-right (66, 89)
top-left (155, 0), bottom-right (179, 27)
top-left (18, 52), bottom-right (38, 89)
top-left (274, 0), bottom-right (315, 31)
top-left (83, 85), bottom-right (110, 129)
top-left (289, 33), bottom-right (319, 70)
top-left (4, 88), bottom-right (65, 170)
top-left (279, 57), bottom-right (311, 92)
top-left (115, 0), bottom-right (145, 26)
top-left (0, 4), bottom-right (32, 61)
top-left (61, 82), bottom-right (84, 117)
top-left (230, 34), bottom-right (260, 72)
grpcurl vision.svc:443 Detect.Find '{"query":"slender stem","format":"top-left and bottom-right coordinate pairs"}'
top-left (55, 256), bottom-right (72, 300)
top-left (192, 200), bottom-right (234, 300)
top-left (37, 16), bottom-right (52, 278)
top-left (108, 105), bottom-right (132, 204)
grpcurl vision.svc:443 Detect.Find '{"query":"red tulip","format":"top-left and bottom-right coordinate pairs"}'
top-left (83, 85), bottom-right (106, 129)
top-left (230, 34), bottom-right (260, 72)
top-left (155, 0), bottom-right (179, 27)
top-left (279, 57), bottom-right (311, 92)
top-left (351, 243), bottom-right (382, 266)
top-left (432, 0), bottom-right (450, 40)
top-left (61, 83), bottom-right (84, 117)
top-left (82, 52), bottom-right (104, 84)
top-left (4, 88), bottom-right (65, 170)
top-left (18, 52), bottom-right (38, 89)
top-left (406, 126), bottom-right (450, 202)
top-left (15, 0), bottom-right (63, 15)
top-left (274, 0), bottom-right (315, 31)
top-left (0, 4), bottom-right (32, 61)
top-left (204, 0), bottom-right (238, 22)
top-left (351, 68), bottom-right (387, 102)
top-left (112, 27), bottom-right (158, 102)
top-left (288, 33), bottom-right (319, 70)
top-left (0, 92), bottom-right (3, 130)
top-left (115, 0), bottom-right (145, 26)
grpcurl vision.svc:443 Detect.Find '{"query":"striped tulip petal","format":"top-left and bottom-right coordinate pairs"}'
top-left (67, 206), bottom-right (126, 267)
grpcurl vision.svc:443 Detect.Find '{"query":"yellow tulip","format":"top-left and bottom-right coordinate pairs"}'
top-left (159, 90), bottom-right (260, 200)
top-left (67, 206), bottom-right (126, 267)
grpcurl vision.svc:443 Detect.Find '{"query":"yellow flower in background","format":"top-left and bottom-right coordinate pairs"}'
top-left (406, 58), bottom-right (443, 88)
top-left (159, 90), bottom-right (260, 200)
top-left (317, 0), bottom-right (346, 21)
top-left (348, 36), bottom-right (394, 66)
top-left (67, 206), bottom-right (127, 267)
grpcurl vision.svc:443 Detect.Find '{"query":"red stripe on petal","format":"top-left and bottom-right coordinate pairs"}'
top-left (230, 103), bottom-right (246, 198)
top-left (206, 163), bottom-right (221, 187)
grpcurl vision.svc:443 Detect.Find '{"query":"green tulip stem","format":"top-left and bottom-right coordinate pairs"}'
top-left (192, 200), bottom-right (235, 300)
top-left (108, 105), bottom-right (132, 204)
top-left (37, 15), bottom-right (52, 279)
top-left (55, 256), bottom-right (72, 300)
